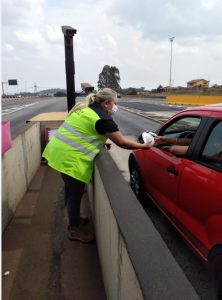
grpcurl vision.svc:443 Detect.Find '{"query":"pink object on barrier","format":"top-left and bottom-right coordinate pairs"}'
top-left (2, 121), bottom-right (12, 155)
top-left (45, 127), bottom-right (58, 144)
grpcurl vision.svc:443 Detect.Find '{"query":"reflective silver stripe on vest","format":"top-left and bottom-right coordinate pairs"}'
top-left (54, 131), bottom-right (98, 159)
top-left (62, 121), bottom-right (102, 148)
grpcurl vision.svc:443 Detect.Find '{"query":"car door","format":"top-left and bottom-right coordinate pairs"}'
top-left (141, 114), bottom-right (202, 219)
top-left (176, 119), bottom-right (222, 259)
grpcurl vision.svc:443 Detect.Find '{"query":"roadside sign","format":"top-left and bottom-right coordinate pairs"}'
top-left (8, 79), bottom-right (18, 85)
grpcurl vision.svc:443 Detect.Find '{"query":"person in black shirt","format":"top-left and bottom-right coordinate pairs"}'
top-left (57, 88), bottom-right (153, 242)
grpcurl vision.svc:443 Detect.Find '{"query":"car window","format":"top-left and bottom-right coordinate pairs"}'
top-left (163, 116), bottom-right (201, 138)
top-left (200, 121), bottom-right (222, 170)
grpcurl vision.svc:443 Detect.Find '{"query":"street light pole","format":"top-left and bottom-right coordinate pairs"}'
top-left (1, 81), bottom-right (7, 96)
top-left (61, 26), bottom-right (77, 112)
top-left (169, 37), bottom-right (175, 88)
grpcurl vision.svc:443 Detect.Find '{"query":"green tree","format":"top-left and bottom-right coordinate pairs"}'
top-left (97, 65), bottom-right (121, 92)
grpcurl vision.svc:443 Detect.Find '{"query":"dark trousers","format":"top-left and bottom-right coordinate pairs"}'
top-left (61, 173), bottom-right (85, 227)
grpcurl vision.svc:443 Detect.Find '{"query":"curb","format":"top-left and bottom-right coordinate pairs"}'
top-left (119, 105), bottom-right (174, 124)
top-left (1, 96), bottom-right (38, 103)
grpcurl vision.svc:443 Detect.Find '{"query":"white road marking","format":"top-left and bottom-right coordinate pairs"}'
top-left (2, 102), bottom-right (37, 115)
top-left (143, 111), bottom-right (178, 118)
top-left (119, 106), bottom-right (180, 123)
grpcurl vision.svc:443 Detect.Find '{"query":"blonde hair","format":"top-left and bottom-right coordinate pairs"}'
top-left (68, 102), bottom-right (87, 115)
top-left (87, 88), bottom-right (117, 105)
top-left (68, 88), bottom-right (117, 116)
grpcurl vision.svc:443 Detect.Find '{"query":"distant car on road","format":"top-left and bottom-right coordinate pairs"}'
top-left (129, 104), bottom-right (222, 290)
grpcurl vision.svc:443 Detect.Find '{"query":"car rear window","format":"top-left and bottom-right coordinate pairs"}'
top-left (200, 121), bottom-right (222, 170)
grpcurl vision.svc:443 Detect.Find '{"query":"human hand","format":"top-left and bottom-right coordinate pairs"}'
top-left (154, 136), bottom-right (169, 147)
top-left (142, 141), bottom-right (153, 150)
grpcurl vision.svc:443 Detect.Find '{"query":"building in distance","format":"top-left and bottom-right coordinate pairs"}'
top-left (187, 79), bottom-right (209, 89)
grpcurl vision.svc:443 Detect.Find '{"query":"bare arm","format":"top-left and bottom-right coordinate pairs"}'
top-left (154, 136), bottom-right (192, 147)
top-left (105, 131), bottom-right (152, 150)
top-left (169, 145), bottom-right (189, 156)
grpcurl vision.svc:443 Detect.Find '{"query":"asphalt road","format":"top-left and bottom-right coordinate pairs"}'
top-left (119, 99), bottom-right (183, 112)
top-left (1, 96), bottom-right (181, 137)
top-left (2, 97), bottom-right (68, 138)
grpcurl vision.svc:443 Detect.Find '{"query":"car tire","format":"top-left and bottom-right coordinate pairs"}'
top-left (129, 162), bottom-right (147, 207)
top-left (208, 244), bottom-right (222, 299)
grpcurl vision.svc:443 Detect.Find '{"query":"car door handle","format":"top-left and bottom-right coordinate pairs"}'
top-left (167, 166), bottom-right (179, 176)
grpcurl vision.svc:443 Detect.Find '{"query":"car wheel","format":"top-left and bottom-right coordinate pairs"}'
top-left (208, 244), bottom-right (222, 298)
top-left (130, 163), bottom-right (147, 207)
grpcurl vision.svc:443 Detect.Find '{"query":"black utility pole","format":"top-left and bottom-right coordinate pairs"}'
top-left (61, 26), bottom-right (77, 111)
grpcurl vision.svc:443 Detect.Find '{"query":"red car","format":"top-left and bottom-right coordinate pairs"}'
top-left (129, 104), bottom-right (222, 286)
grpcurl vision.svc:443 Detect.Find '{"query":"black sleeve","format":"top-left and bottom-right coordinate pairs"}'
top-left (95, 119), bottom-right (119, 134)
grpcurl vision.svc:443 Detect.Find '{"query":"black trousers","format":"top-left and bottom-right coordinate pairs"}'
top-left (61, 173), bottom-right (85, 227)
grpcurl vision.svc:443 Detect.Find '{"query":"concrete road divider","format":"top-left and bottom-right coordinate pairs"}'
top-left (87, 149), bottom-right (200, 300)
top-left (166, 95), bottom-right (222, 105)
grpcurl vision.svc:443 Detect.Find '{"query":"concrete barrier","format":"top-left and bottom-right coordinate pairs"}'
top-left (166, 95), bottom-right (222, 105)
top-left (88, 149), bottom-right (200, 300)
top-left (2, 122), bottom-right (41, 231)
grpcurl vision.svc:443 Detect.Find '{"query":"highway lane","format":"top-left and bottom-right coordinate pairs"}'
top-left (118, 97), bottom-right (188, 124)
top-left (1, 96), bottom-right (182, 138)
top-left (2, 97), bottom-right (68, 138)
top-left (114, 104), bottom-right (160, 135)
top-left (2, 96), bottom-right (217, 298)
top-left (119, 99), bottom-right (183, 112)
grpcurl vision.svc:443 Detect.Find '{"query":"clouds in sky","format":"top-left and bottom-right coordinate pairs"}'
top-left (2, 0), bottom-right (222, 93)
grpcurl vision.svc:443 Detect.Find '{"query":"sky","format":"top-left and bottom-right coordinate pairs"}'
top-left (2, 0), bottom-right (222, 94)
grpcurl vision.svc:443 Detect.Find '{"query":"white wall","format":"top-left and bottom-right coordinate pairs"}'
top-left (88, 166), bottom-right (143, 300)
top-left (2, 122), bottom-right (41, 231)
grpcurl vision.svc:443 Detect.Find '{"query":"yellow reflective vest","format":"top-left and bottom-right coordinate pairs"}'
top-left (42, 106), bottom-right (107, 183)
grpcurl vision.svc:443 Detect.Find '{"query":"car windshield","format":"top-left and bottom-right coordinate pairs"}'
top-left (164, 117), bottom-right (201, 136)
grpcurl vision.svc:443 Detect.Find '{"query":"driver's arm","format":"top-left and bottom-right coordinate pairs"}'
top-left (154, 136), bottom-right (192, 147)
top-left (169, 145), bottom-right (189, 156)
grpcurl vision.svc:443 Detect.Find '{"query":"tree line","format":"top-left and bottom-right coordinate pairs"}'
top-left (97, 65), bottom-right (146, 95)
top-left (55, 64), bottom-right (145, 96)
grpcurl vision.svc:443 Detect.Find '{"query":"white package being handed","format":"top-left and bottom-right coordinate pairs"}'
top-left (141, 131), bottom-right (157, 145)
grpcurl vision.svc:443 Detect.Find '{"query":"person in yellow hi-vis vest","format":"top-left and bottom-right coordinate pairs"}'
top-left (42, 88), bottom-right (152, 243)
